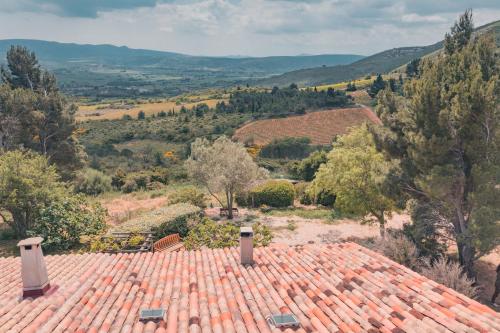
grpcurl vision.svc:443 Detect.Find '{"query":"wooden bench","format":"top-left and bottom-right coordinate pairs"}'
top-left (153, 234), bottom-right (184, 253)
top-left (219, 207), bottom-right (239, 217)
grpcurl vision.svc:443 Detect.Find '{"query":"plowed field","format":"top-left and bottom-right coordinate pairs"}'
top-left (233, 107), bottom-right (381, 145)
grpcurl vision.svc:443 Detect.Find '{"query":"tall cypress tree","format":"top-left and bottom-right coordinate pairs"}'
top-left (374, 11), bottom-right (499, 278)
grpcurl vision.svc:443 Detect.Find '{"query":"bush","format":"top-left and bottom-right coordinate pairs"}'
top-left (27, 194), bottom-right (107, 251)
top-left (74, 168), bottom-right (112, 196)
top-left (121, 179), bottom-right (138, 193)
top-left (419, 257), bottom-right (478, 299)
top-left (289, 150), bottom-right (328, 181)
top-left (184, 219), bottom-right (272, 250)
top-left (374, 232), bottom-right (419, 270)
top-left (112, 203), bottom-right (202, 234)
top-left (249, 180), bottom-right (295, 208)
top-left (294, 182), bottom-right (313, 205)
top-left (168, 186), bottom-right (207, 208)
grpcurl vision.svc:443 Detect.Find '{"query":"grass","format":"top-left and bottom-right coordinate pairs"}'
top-left (262, 207), bottom-right (336, 221)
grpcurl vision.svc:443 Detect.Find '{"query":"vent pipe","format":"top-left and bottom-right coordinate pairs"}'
top-left (17, 237), bottom-right (50, 298)
top-left (240, 227), bottom-right (254, 265)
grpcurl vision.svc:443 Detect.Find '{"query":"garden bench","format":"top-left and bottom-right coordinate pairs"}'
top-left (153, 233), bottom-right (184, 253)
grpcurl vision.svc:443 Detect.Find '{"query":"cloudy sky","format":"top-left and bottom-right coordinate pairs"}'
top-left (0, 0), bottom-right (499, 57)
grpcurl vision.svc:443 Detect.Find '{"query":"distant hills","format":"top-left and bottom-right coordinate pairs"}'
top-left (259, 20), bottom-right (500, 87)
top-left (0, 39), bottom-right (363, 75)
top-left (0, 39), bottom-right (364, 97)
top-left (0, 19), bottom-right (498, 98)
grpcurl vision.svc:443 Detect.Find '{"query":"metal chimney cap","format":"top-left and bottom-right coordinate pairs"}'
top-left (17, 237), bottom-right (43, 247)
top-left (240, 227), bottom-right (253, 237)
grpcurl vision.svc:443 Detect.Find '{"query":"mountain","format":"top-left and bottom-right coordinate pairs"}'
top-left (0, 39), bottom-right (363, 97)
top-left (259, 20), bottom-right (500, 88)
top-left (0, 39), bottom-right (363, 74)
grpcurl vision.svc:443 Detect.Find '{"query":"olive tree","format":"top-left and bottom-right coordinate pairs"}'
top-left (186, 136), bottom-right (267, 219)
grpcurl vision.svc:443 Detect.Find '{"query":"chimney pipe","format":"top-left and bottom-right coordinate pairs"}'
top-left (17, 237), bottom-right (50, 298)
top-left (240, 227), bottom-right (254, 265)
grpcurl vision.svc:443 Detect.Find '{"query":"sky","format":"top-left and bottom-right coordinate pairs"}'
top-left (0, 0), bottom-right (499, 57)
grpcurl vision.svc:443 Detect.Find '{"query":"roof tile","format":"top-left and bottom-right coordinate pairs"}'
top-left (0, 242), bottom-right (499, 332)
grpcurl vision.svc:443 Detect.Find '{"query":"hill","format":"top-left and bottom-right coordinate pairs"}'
top-left (0, 39), bottom-right (363, 97)
top-left (259, 20), bottom-right (500, 87)
top-left (233, 107), bottom-right (381, 145)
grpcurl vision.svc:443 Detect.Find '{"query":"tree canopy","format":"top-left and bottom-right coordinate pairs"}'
top-left (0, 45), bottom-right (83, 177)
top-left (186, 136), bottom-right (267, 218)
top-left (374, 11), bottom-right (499, 277)
top-left (312, 125), bottom-right (398, 237)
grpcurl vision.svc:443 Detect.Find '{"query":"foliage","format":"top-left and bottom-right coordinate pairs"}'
top-left (405, 58), bottom-right (421, 78)
top-left (121, 179), bottom-right (138, 193)
top-left (74, 168), bottom-right (112, 196)
top-left (216, 85), bottom-right (351, 116)
top-left (168, 186), bottom-right (207, 208)
top-left (186, 136), bottom-right (267, 218)
top-left (0, 150), bottom-right (66, 237)
top-left (312, 125), bottom-right (398, 237)
top-left (374, 232), bottom-right (419, 270)
top-left (184, 219), bottom-right (272, 250)
top-left (419, 257), bottom-right (478, 299)
top-left (290, 150), bottom-right (328, 181)
top-left (0, 46), bottom-right (83, 176)
top-left (27, 194), bottom-right (106, 251)
top-left (373, 11), bottom-right (500, 276)
top-left (248, 180), bottom-right (295, 208)
top-left (259, 137), bottom-right (312, 159)
top-left (87, 233), bottom-right (147, 253)
top-left (368, 74), bottom-right (386, 97)
top-left (112, 203), bottom-right (201, 233)
top-left (294, 182), bottom-right (313, 205)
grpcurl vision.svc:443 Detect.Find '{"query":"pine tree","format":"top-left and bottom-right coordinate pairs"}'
top-left (374, 11), bottom-right (499, 278)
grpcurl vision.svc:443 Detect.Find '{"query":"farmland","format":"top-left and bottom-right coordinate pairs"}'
top-left (233, 107), bottom-right (381, 145)
top-left (76, 98), bottom-right (224, 121)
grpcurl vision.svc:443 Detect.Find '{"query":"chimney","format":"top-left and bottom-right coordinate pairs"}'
top-left (17, 237), bottom-right (50, 298)
top-left (240, 227), bottom-right (254, 265)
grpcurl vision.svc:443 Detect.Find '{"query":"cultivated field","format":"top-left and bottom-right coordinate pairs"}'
top-left (76, 98), bottom-right (223, 121)
top-left (233, 107), bottom-right (382, 145)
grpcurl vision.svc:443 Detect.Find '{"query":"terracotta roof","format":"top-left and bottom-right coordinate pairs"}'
top-left (0, 242), bottom-right (498, 333)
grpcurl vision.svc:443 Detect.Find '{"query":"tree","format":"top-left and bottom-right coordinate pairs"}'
top-left (406, 58), bottom-right (421, 78)
top-left (137, 110), bottom-right (145, 120)
top-left (368, 74), bottom-right (386, 97)
top-left (28, 194), bottom-right (106, 250)
top-left (374, 11), bottom-right (499, 277)
top-left (312, 125), bottom-right (398, 237)
top-left (0, 150), bottom-right (66, 237)
top-left (186, 136), bottom-right (267, 219)
top-left (290, 150), bottom-right (328, 181)
top-left (0, 46), bottom-right (83, 176)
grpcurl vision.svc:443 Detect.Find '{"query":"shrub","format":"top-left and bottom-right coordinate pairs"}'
top-left (111, 168), bottom-right (127, 189)
top-left (374, 232), bottom-right (419, 270)
top-left (168, 186), bottom-right (207, 208)
top-left (74, 168), bottom-right (112, 196)
top-left (249, 180), bottom-right (295, 208)
top-left (121, 179), bottom-right (138, 193)
top-left (112, 203), bottom-right (202, 234)
top-left (294, 182), bottom-right (313, 205)
top-left (419, 257), bottom-right (478, 299)
top-left (184, 219), bottom-right (272, 250)
top-left (28, 194), bottom-right (107, 251)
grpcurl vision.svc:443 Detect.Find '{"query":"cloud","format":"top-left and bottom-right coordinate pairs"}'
top-left (401, 13), bottom-right (447, 23)
top-left (0, 0), bottom-right (161, 18)
top-left (0, 0), bottom-right (498, 56)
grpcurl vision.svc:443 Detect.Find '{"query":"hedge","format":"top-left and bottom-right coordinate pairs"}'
top-left (249, 180), bottom-right (295, 207)
top-left (111, 203), bottom-right (202, 237)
